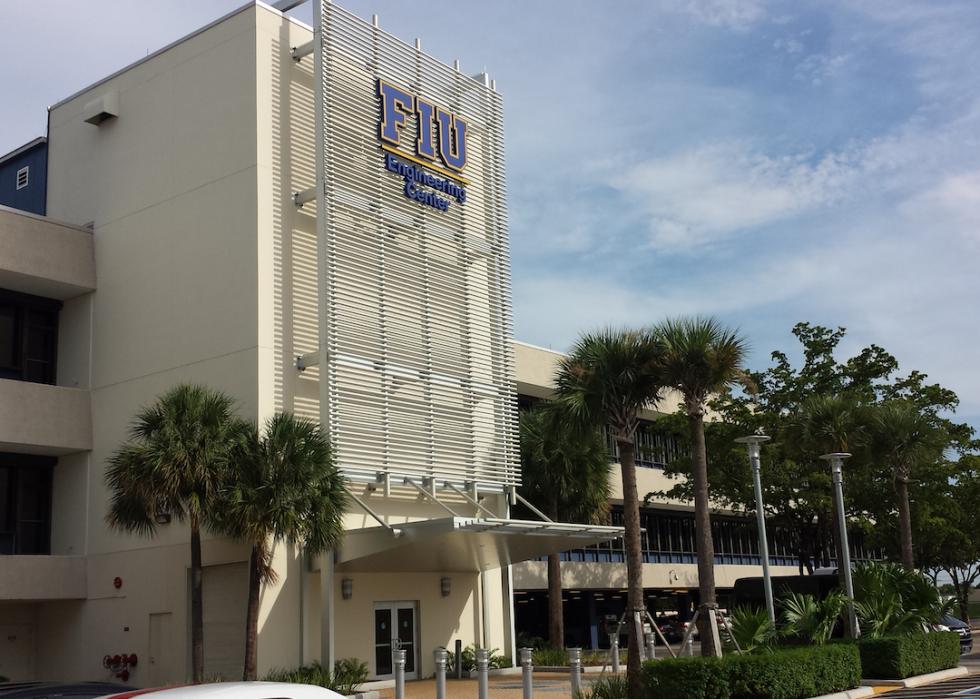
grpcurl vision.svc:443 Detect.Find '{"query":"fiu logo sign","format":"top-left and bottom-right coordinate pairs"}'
top-left (377, 79), bottom-right (468, 212)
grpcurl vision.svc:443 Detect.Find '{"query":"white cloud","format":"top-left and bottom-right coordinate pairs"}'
top-left (680, 0), bottom-right (768, 30)
top-left (793, 52), bottom-right (850, 86)
top-left (608, 143), bottom-right (861, 251)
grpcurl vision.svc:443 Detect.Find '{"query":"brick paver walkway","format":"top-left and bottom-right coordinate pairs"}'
top-left (376, 672), bottom-right (613, 699)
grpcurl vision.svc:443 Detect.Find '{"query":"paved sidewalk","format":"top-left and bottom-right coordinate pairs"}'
top-left (867, 673), bottom-right (978, 697)
top-left (376, 672), bottom-right (613, 699)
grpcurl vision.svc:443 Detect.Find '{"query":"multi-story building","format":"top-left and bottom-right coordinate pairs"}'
top-left (0, 0), bottom-right (616, 685)
top-left (0, 0), bottom-right (879, 685)
top-left (0, 138), bottom-right (48, 215)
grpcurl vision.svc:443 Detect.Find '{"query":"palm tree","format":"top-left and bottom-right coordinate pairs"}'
top-left (655, 317), bottom-right (747, 657)
top-left (868, 401), bottom-right (944, 569)
top-left (105, 384), bottom-right (240, 683)
top-left (555, 328), bottom-right (664, 699)
top-left (215, 413), bottom-right (348, 680)
top-left (519, 403), bottom-right (611, 648)
top-left (787, 394), bottom-right (866, 633)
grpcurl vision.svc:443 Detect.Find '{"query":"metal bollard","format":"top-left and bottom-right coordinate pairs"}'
top-left (476, 648), bottom-right (489, 699)
top-left (434, 648), bottom-right (447, 699)
top-left (568, 648), bottom-right (582, 696)
top-left (645, 632), bottom-right (656, 660)
top-left (455, 639), bottom-right (464, 680)
top-left (394, 649), bottom-right (406, 699)
top-left (519, 647), bottom-right (533, 699)
top-left (609, 634), bottom-right (620, 674)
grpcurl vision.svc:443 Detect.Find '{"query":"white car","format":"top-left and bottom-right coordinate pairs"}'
top-left (98, 683), bottom-right (347, 699)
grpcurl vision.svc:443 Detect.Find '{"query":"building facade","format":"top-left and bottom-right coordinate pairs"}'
top-left (0, 1), bottom-right (617, 685)
top-left (0, 0), bottom-right (881, 685)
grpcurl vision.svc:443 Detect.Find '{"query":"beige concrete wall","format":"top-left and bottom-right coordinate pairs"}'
top-left (40, 3), bottom-right (267, 684)
top-left (29, 539), bottom-right (249, 684)
top-left (330, 571), bottom-right (481, 679)
top-left (50, 453), bottom-right (90, 556)
top-left (513, 340), bottom-right (687, 419)
top-left (46, 2), bottom-right (263, 546)
top-left (0, 206), bottom-right (95, 300)
top-left (0, 604), bottom-right (38, 681)
top-left (0, 556), bottom-right (87, 601)
top-left (512, 560), bottom-right (801, 592)
top-left (0, 378), bottom-right (91, 454)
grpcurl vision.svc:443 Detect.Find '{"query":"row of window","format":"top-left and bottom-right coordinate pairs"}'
top-left (547, 507), bottom-right (881, 568)
top-left (518, 395), bottom-right (684, 470)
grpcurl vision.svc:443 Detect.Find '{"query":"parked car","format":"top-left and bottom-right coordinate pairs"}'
top-left (0, 682), bottom-right (131, 699)
top-left (933, 615), bottom-right (973, 655)
top-left (97, 684), bottom-right (345, 699)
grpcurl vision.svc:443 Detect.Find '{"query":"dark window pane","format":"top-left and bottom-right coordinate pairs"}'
top-left (375, 608), bottom-right (392, 675)
top-left (0, 308), bottom-right (16, 368)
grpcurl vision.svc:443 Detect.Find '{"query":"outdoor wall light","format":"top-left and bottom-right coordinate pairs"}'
top-left (154, 512), bottom-right (172, 525)
top-left (440, 576), bottom-right (451, 597)
top-left (342, 578), bottom-right (353, 600)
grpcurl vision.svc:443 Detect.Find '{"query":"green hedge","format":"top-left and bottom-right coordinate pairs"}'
top-left (642, 644), bottom-right (861, 699)
top-left (857, 632), bottom-right (960, 679)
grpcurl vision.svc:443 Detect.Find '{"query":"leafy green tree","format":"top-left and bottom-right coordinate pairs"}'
top-left (215, 413), bottom-right (348, 680)
top-left (866, 401), bottom-right (946, 569)
top-left (655, 323), bottom-right (976, 580)
top-left (918, 456), bottom-right (980, 621)
top-left (556, 328), bottom-right (665, 699)
top-left (105, 384), bottom-right (241, 683)
top-left (519, 403), bottom-right (611, 648)
top-left (655, 317), bottom-right (748, 656)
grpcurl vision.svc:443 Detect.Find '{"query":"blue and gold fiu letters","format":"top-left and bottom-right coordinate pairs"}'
top-left (378, 79), bottom-right (469, 173)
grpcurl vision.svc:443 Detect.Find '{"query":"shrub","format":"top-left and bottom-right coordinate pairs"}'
top-left (263, 657), bottom-right (368, 695)
top-left (852, 563), bottom-right (954, 638)
top-left (728, 645), bottom-right (860, 699)
top-left (642, 644), bottom-right (861, 699)
top-left (445, 645), bottom-right (508, 673)
top-left (574, 673), bottom-right (629, 699)
top-left (857, 632), bottom-right (960, 679)
top-left (643, 656), bottom-right (730, 699)
top-left (780, 591), bottom-right (845, 645)
top-left (582, 648), bottom-right (626, 666)
top-left (532, 646), bottom-right (569, 666)
top-left (727, 606), bottom-right (776, 653)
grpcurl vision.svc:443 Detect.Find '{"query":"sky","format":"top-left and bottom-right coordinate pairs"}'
top-left (2, 0), bottom-right (979, 432)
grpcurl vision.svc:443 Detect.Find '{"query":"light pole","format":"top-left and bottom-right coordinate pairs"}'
top-left (735, 435), bottom-right (774, 625)
top-left (820, 452), bottom-right (860, 638)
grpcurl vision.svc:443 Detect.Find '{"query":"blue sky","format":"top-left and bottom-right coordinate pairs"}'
top-left (2, 0), bottom-right (979, 431)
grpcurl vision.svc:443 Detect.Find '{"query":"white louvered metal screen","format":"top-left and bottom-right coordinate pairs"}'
top-left (314, 1), bottom-right (519, 489)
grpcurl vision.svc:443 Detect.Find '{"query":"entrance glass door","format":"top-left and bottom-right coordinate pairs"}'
top-left (373, 602), bottom-right (418, 679)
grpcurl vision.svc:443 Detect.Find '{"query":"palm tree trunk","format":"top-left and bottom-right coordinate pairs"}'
top-left (190, 515), bottom-right (204, 683)
top-left (616, 438), bottom-right (644, 699)
top-left (689, 414), bottom-right (719, 657)
top-left (894, 473), bottom-right (914, 570)
top-left (547, 494), bottom-right (564, 649)
top-left (547, 553), bottom-right (564, 648)
top-left (243, 543), bottom-right (263, 680)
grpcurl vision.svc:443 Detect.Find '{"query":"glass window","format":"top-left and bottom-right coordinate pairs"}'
top-left (0, 293), bottom-right (60, 384)
top-left (0, 456), bottom-right (53, 555)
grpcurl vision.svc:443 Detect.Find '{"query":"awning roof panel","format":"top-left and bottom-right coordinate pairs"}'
top-left (335, 517), bottom-right (624, 573)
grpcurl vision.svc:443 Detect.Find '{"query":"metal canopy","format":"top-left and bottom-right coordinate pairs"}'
top-left (335, 517), bottom-right (624, 573)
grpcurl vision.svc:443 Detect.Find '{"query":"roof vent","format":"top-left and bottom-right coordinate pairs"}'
top-left (82, 91), bottom-right (119, 126)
